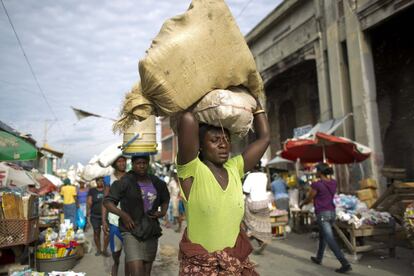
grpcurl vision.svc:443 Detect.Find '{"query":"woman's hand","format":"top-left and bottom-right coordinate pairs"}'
top-left (121, 213), bottom-right (135, 231)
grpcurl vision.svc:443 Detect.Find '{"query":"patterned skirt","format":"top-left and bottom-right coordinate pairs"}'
top-left (243, 196), bottom-right (272, 244)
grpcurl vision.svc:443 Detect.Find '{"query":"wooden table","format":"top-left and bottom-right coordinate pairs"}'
top-left (291, 210), bottom-right (315, 233)
top-left (270, 214), bottom-right (289, 239)
top-left (333, 221), bottom-right (395, 260)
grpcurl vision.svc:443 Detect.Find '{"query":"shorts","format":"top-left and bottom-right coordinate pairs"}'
top-left (121, 232), bottom-right (158, 262)
top-left (275, 198), bottom-right (289, 211)
top-left (178, 200), bottom-right (185, 216)
top-left (109, 224), bottom-right (123, 253)
top-left (90, 216), bottom-right (102, 232)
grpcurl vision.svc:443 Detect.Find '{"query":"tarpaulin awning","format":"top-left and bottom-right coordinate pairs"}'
top-left (299, 114), bottom-right (352, 139)
top-left (0, 130), bottom-right (38, 161)
top-left (0, 162), bottom-right (40, 188)
top-left (32, 172), bottom-right (57, 195)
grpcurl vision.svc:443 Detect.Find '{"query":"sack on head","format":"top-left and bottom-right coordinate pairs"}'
top-left (139, 0), bottom-right (263, 116)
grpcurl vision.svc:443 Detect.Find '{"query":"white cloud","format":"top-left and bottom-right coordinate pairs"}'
top-left (0, 0), bottom-right (281, 166)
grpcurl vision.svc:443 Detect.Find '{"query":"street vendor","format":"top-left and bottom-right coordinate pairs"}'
top-left (175, 99), bottom-right (269, 275)
top-left (300, 163), bottom-right (352, 274)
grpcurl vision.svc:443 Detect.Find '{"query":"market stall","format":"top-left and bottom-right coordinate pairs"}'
top-left (35, 221), bottom-right (84, 273)
top-left (0, 189), bottom-right (40, 268)
top-left (333, 193), bottom-right (395, 260)
top-left (270, 209), bottom-right (289, 239)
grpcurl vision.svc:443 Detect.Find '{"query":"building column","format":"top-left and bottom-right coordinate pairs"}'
top-left (314, 0), bottom-right (332, 121)
top-left (344, 2), bottom-right (385, 193)
top-left (314, 38), bottom-right (333, 122)
top-left (324, 0), bottom-right (353, 138)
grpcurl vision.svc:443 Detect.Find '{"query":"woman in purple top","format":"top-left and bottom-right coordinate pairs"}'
top-left (300, 163), bottom-right (351, 274)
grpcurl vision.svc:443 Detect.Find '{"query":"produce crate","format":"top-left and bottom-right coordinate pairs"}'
top-left (0, 217), bottom-right (39, 248)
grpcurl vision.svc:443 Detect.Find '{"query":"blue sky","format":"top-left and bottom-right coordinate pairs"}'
top-left (0, 0), bottom-right (281, 166)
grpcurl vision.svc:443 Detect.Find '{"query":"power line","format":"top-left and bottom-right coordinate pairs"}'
top-left (1, 0), bottom-right (65, 137)
top-left (237, 0), bottom-right (254, 18)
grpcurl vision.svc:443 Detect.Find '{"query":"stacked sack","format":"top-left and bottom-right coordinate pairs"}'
top-left (115, 0), bottom-right (263, 137)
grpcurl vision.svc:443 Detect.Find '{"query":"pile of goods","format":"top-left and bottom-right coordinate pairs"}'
top-left (9, 268), bottom-right (85, 276)
top-left (334, 194), bottom-right (392, 228)
top-left (36, 240), bottom-right (79, 260)
top-left (39, 193), bottom-right (62, 225)
top-left (1, 191), bottom-right (38, 219)
top-left (404, 202), bottom-right (414, 246)
top-left (356, 178), bottom-right (378, 208)
top-left (36, 221), bottom-right (84, 260)
top-left (115, 0), bottom-right (263, 138)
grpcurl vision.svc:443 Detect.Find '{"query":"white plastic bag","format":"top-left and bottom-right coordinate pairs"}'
top-left (193, 87), bottom-right (257, 136)
top-left (81, 163), bottom-right (113, 182)
top-left (97, 143), bottom-right (123, 168)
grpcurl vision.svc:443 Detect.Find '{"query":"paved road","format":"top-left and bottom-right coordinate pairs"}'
top-left (74, 226), bottom-right (413, 275)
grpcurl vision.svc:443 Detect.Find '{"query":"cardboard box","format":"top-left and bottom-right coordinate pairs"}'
top-left (360, 178), bottom-right (378, 189)
top-left (356, 188), bottom-right (378, 201)
top-left (363, 198), bottom-right (377, 208)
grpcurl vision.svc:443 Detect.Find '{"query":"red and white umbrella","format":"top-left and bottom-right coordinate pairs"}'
top-left (281, 132), bottom-right (371, 164)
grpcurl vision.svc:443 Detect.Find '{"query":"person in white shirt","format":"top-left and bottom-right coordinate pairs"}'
top-left (242, 164), bottom-right (272, 254)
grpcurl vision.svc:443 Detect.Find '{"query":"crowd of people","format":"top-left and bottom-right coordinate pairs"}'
top-left (57, 102), bottom-right (352, 275)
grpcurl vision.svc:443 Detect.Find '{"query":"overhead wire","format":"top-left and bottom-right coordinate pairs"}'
top-left (237, 0), bottom-right (254, 18)
top-left (0, 0), bottom-right (67, 138)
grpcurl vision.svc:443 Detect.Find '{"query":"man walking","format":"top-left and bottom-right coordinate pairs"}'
top-left (104, 155), bottom-right (169, 276)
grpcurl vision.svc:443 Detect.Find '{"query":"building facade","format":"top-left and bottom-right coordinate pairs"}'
top-left (246, 0), bottom-right (414, 193)
top-left (160, 117), bottom-right (178, 164)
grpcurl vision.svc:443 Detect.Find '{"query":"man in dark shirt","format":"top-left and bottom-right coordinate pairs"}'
top-left (104, 155), bottom-right (170, 276)
top-left (88, 176), bottom-right (108, 256)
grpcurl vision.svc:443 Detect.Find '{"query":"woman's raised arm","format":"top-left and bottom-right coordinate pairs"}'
top-left (242, 101), bottom-right (271, 173)
top-left (177, 112), bottom-right (199, 165)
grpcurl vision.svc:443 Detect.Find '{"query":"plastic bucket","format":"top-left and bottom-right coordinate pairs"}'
top-left (123, 115), bottom-right (157, 155)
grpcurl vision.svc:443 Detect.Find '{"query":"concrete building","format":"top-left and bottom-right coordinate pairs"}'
top-left (159, 117), bottom-right (178, 164)
top-left (246, 0), bottom-right (414, 193)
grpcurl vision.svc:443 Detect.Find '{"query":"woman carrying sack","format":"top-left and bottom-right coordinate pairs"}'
top-left (176, 99), bottom-right (270, 275)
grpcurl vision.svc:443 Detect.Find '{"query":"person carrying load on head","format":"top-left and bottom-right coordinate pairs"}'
top-left (176, 98), bottom-right (270, 275)
top-left (102, 156), bottom-right (128, 276)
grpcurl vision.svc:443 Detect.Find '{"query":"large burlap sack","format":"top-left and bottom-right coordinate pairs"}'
top-left (193, 87), bottom-right (256, 136)
top-left (114, 82), bottom-right (155, 132)
top-left (139, 0), bottom-right (263, 116)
